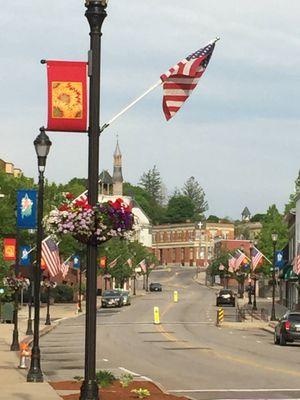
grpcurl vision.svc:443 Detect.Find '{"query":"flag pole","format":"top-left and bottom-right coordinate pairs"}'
top-left (100, 80), bottom-right (162, 133)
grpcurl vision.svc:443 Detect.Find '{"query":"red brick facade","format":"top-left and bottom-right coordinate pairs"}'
top-left (152, 221), bottom-right (235, 266)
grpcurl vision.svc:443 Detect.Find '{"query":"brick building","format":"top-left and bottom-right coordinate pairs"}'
top-left (152, 221), bottom-right (235, 266)
top-left (0, 158), bottom-right (23, 177)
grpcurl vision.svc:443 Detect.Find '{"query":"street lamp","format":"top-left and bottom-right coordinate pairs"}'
top-left (271, 232), bottom-right (278, 321)
top-left (80, 1), bottom-right (107, 399)
top-left (252, 240), bottom-right (258, 311)
top-left (27, 127), bottom-right (52, 383)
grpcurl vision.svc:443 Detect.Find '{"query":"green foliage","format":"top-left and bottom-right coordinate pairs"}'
top-left (258, 204), bottom-right (288, 268)
top-left (285, 170), bottom-right (300, 215)
top-left (95, 370), bottom-right (116, 387)
top-left (98, 239), bottom-right (157, 287)
top-left (123, 182), bottom-right (166, 224)
top-left (131, 388), bottom-right (150, 398)
top-left (51, 284), bottom-right (74, 303)
top-left (165, 195), bottom-right (195, 223)
top-left (119, 373), bottom-right (134, 388)
top-left (182, 176), bottom-right (208, 219)
top-left (206, 215), bottom-right (220, 223)
top-left (73, 376), bottom-right (83, 382)
top-left (139, 165), bottom-right (163, 205)
top-left (250, 213), bottom-right (266, 223)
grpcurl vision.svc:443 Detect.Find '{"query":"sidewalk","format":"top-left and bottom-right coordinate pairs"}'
top-left (0, 301), bottom-right (91, 400)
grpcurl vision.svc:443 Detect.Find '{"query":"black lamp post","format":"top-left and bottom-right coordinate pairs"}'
top-left (252, 240), bottom-right (258, 311)
top-left (271, 232), bottom-right (278, 321)
top-left (10, 230), bottom-right (20, 351)
top-left (248, 244), bottom-right (253, 306)
top-left (27, 127), bottom-right (52, 382)
top-left (80, 2), bottom-right (106, 399)
top-left (78, 264), bottom-right (83, 313)
top-left (26, 281), bottom-right (34, 335)
top-left (45, 279), bottom-right (51, 326)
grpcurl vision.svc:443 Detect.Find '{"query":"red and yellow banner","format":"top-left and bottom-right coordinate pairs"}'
top-left (46, 61), bottom-right (87, 132)
top-left (3, 238), bottom-right (16, 261)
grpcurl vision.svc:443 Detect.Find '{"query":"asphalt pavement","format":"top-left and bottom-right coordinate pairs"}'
top-left (40, 267), bottom-right (300, 400)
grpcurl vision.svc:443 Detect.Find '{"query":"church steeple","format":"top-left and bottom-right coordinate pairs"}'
top-left (113, 139), bottom-right (123, 195)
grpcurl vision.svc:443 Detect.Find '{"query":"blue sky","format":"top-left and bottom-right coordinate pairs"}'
top-left (1, 0), bottom-right (300, 219)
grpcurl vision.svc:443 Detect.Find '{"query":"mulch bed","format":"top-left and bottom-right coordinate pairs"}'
top-left (49, 380), bottom-right (188, 400)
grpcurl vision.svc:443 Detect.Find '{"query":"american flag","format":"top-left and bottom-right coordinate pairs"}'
top-left (41, 238), bottom-right (61, 278)
top-left (235, 250), bottom-right (247, 270)
top-left (251, 247), bottom-right (263, 270)
top-left (61, 261), bottom-right (70, 278)
top-left (126, 258), bottom-right (132, 268)
top-left (160, 41), bottom-right (216, 121)
top-left (228, 255), bottom-right (236, 272)
top-left (139, 259), bottom-right (147, 273)
top-left (109, 257), bottom-right (118, 268)
top-left (293, 244), bottom-right (300, 275)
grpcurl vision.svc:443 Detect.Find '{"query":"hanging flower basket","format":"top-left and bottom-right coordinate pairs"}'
top-left (41, 280), bottom-right (57, 289)
top-left (3, 276), bottom-right (30, 291)
top-left (44, 193), bottom-right (134, 244)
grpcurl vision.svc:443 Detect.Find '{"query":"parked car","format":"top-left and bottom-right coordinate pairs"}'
top-left (274, 311), bottom-right (300, 345)
top-left (101, 290), bottom-right (123, 308)
top-left (216, 289), bottom-right (235, 307)
top-left (116, 289), bottom-right (131, 306)
top-left (149, 282), bottom-right (162, 292)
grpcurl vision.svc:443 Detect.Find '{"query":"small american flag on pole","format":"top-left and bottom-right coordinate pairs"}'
top-left (139, 259), bottom-right (147, 274)
top-left (61, 261), bottom-right (70, 278)
top-left (251, 247), bottom-right (263, 270)
top-left (41, 238), bottom-right (61, 278)
top-left (293, 244), bottom-right (300, 275)
top-left (108, 257), bottom-right (118, 268)
top-left (235, 250), bottom-right (247, 270)
top-left (160, 39), bottom-right (217, 121)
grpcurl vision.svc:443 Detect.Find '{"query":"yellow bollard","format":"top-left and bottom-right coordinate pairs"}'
top-left (173, 290), bottom-right (178, 303)
top-left (154, 306), bottom-right (160, 324)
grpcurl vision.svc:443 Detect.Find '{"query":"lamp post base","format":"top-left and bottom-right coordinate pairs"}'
top-left (80, 380), bottom-right (99, 400)
top-left (10, 330), bottom-right (19, 351)
top-left (26, 318), bottom-right (33, 336)
top-left (27, 369), bottom-right (44, 383)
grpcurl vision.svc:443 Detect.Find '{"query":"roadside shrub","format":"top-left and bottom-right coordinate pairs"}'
top-left (131, 388), bottom-right (150, 398)
top-left (95, 370), bottom-right (116, 388)
top-left (52, 284), bottom-right (74, 303)
top-left (120, 373), bottom-right (133, 388)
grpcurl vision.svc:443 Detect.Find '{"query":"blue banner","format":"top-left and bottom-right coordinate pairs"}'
top-left (20, 246), bottom-right (31, 266)
top-left (275, 251), bottom-right (284, 269)
top-left (17, 190), bottom-right (37, 229)
top-left (73, 255), bottom-right (80, 269)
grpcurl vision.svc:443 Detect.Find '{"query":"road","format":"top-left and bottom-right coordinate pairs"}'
top-left (40, 267), bottom-right (300, 399)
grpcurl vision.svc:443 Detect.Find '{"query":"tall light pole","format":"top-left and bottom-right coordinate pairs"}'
top-left (80, 1), bottom-right (107, 399)
top-left (252, 240), bottom-right (258, 311)
top-left (271, 232), bottom-right (278, 321)
top-left (27, 127), bottom-right (52, 382)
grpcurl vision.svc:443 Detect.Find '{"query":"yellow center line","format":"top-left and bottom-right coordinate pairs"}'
top-left (154, 300), bottom-right (300, 378)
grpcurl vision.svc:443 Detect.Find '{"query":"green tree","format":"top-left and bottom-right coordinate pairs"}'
top-left (258, 205), bottom-right (288, 265)
top-left (139, 165), bottom-right (163, 204)
top-left (165, 195), bottom-right (195, 223)
top-left (250, 213), bottom-right (266, 223)
top-left (206, 215), bottom-right (220, 223)
top-left (182, 176), bottom-right (208, 220)
top-left (123, 182), bottom-right (166, 225)
top-left (285, 170), bottom-right (300, 215)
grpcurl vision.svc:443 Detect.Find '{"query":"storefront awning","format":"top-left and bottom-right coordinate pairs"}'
top-left (279, 265), bottom-right (298, 281)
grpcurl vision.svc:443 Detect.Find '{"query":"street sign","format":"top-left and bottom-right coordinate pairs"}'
top-left (73, 255), bottom-right (80, 269)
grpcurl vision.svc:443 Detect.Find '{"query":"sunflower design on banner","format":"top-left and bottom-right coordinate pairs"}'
top-left (52, 82), bottom-right (83, 119)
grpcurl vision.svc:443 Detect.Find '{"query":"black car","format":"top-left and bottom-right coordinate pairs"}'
top-left (216, 289), bottom-right (235, 307)
top-left (274, 311), bottom-right (300, 345)
top-left (101, 290), bottom-right (123, 308)
top-left (115, 289), bottom-right (131, 306)
top-left (149, 282), bottom-right (162, 292)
